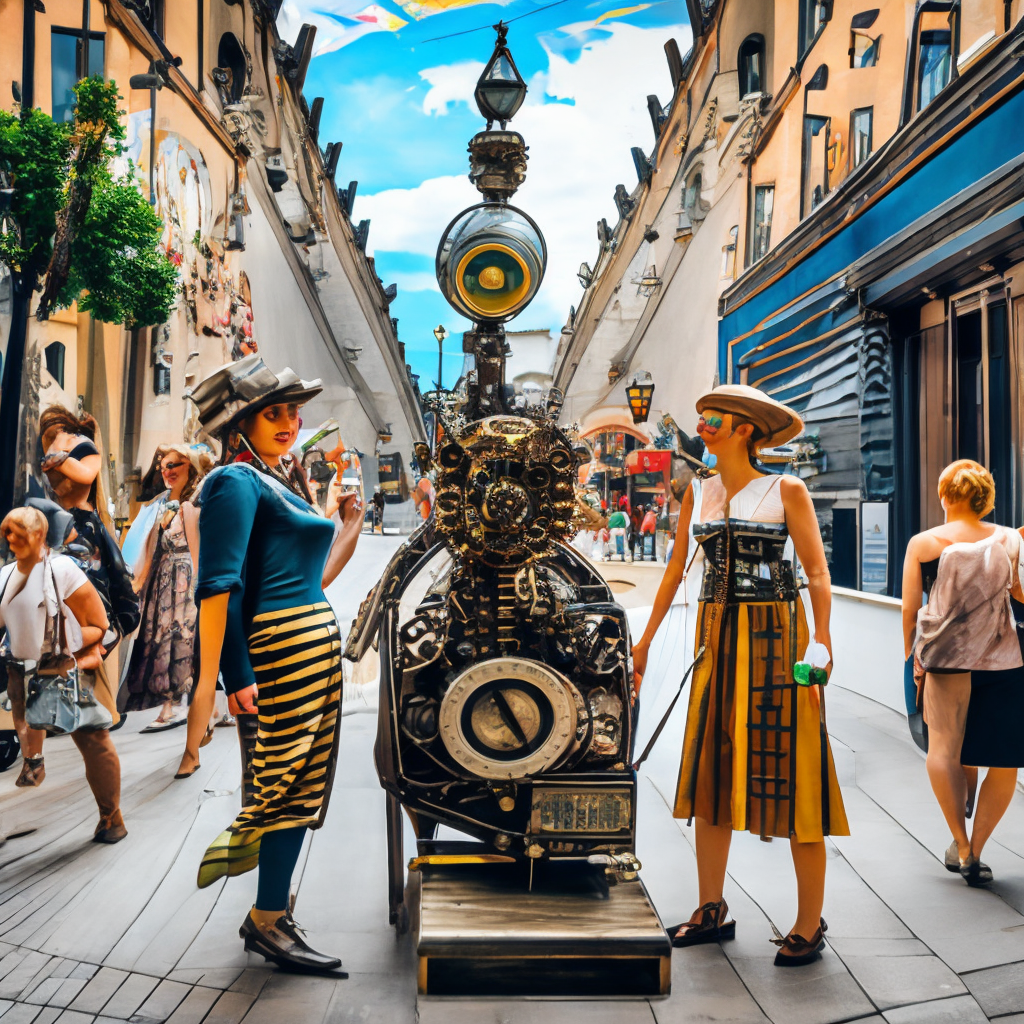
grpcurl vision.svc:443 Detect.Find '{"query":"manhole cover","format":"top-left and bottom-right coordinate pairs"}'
top-left (606, 579), bottom-right (636, 593)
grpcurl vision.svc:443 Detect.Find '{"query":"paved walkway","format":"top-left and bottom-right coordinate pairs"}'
top-left (0, 538), bottom-right (1022, 1023)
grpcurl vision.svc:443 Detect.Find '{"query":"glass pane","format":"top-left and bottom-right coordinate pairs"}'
top-left (753, 185), bottom-right (773, 261)
top-left (88, 37), bottom-right (104, 79)
top-left (51, 32), bottom-right (78, 122)
top-left (852, 32), bottom-right (879, 68)
top-left (802, 115), bottom-right (828, 216)
top-left (852, 109), bottom-right (872, 168)
top-left (918, 30), bottom-right (951, 110)
top-left (956, 310), bottom-right (983, 464)
top-left (987, 303), bottom-right (1011, 524)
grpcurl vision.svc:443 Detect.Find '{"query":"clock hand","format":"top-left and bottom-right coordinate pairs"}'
top-left (491, 689), bottom-right (530, 749)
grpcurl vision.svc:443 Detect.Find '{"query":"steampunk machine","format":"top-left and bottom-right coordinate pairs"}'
top-left (344, 24), bottom-right (670, 997)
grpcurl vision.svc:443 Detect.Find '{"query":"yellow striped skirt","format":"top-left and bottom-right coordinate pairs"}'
top-left (230, 602), bottom-right (342, 836)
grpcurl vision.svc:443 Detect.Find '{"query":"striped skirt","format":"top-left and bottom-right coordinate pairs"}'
top-left (229, 602), bottom-right (343, 836)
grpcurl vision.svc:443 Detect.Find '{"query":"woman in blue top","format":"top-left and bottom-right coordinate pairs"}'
top-left (179, 356), bottom-right (363, 973)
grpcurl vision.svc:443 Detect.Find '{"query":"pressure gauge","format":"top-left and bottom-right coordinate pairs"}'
top-left (439, 659), bottom-right (577, 780)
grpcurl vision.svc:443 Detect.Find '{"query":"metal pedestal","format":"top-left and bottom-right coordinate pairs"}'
top-left (417, 861), bottom-right (671, 997)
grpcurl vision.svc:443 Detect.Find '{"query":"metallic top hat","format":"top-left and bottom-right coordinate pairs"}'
top-left (186, 355), bottom-right (323, 436)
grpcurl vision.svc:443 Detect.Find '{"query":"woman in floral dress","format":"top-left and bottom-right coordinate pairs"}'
top-left (122, 445), bottom-right (211, 727)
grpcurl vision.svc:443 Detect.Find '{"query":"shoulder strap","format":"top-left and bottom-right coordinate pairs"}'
top-left (44, 556), bottom-right (70, 657)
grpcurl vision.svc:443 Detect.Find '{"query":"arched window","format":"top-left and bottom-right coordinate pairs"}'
top-left (738, 35), bottom-right (765, 98)
top-left (44, 342), bottom-right (65, 389)
top-left (684, 169), bottom-right (708, 223)
top-left (216, 32), bottom-right (246, 103)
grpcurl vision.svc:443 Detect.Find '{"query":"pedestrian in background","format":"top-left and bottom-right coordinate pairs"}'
top-left (607, 506), bottom-right (629, 561)
top-left (901, 460), bottom-right (1024, 886)
top-left (372, 486), bottom-right (385, 534)
top-left (121, 445), bottom-right (212, 731)
top-left (641, 504), bottom-right (658, 561)
top-left (0, 507), bottom-right (126, 842)
top-left (629, 503), bottom-right (644, 562)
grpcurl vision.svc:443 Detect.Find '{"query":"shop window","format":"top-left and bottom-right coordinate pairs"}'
top-left (850, 106), bottom-right (873, 169)
top-left (721, 225), bottom-right (738, 279)
top-left (216, 32), bottom-right (247, 103)
top-left (51, 28), bottom-right (105, 122)
top-left (918, 29), bottom-right (952, 110)
top-left (738, 35), bottom-right (765, 98)
top-left (751, 184), bottom-right (774, 263)
top-left (44, 342), bottom-right (65, 389)
top-left (799, 0), bottom-right (831, 60)
top-left (849, 9), bottom-right (881, 67)
top-left (801, 114), bottom-right (830, 218)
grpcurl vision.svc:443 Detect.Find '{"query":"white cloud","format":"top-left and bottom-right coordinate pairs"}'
top-left (387, 270), bottom-right (444, 292)
top-left (420, 60), bottom-right (484, 116)
top-left (358, 21), bottom-right (693, 333)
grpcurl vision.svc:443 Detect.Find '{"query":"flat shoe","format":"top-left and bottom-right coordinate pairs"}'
top-left (93, 824), bottom-right (128, 844)
top-left (174, 764), bottom-right (200, 779)
top-left (141, 716), bottom-right (186, 733)
top-left (669, 900), bottom-right (735, 948)
top-left (239, 911), bottom-right (347, 976)
top-left (959, 857), bottom-right (993, 887)
top-left (773, 918), bottom-right (827, 967)
top-left (944, 841), bottom-right (961, 873)
top-left (199, 725), bottom-right (215, 748)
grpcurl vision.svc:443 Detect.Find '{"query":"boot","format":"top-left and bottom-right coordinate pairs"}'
top-left (15, 756), bottom-right (44, 788)
top-left (237, 713), bottom-right (259, 808)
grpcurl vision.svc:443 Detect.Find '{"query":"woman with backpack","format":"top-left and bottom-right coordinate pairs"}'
top-left (0, 507), bottom-right (125, 842)
top-left (902, 460), bottom-right (1024, 886)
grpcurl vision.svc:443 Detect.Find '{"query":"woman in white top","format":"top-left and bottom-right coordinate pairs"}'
top-left (901, 460), bottom-right (1024, 886)
top-left (0, 507), bottom-right (126, 843)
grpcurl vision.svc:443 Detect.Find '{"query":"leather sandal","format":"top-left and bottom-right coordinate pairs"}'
top-left (667, 900), bottom-right (735, 948)
top-left (772, 918), bottom-right (827, 967)
top-left (15, 756), bottom-right (45, 788)
top-left (239, 910), bottom-right (347, 975)
top-left (944, 841), bottom-right (961, 873)
top-left (959, 856), bottom-right (993, 887)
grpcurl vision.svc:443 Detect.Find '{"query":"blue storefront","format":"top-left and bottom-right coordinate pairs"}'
top-left (718, 29), bottom-right (1024, 596)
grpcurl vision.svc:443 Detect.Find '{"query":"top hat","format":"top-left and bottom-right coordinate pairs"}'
top-left (187, 355), bottom-right (323, 436)
top-left (695, 384), bottom-right (803, 448)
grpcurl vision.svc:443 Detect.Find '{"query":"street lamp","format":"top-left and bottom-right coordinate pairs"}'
top-left (626, 370), bottom-right (656, 424)
top-left (433, 324), bottom-right (448, 391)
top-left (474, 22), bottom-right (527, 129)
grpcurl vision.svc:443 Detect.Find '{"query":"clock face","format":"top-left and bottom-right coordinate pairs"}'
top-left (439, 659), bottom-right (577, 780)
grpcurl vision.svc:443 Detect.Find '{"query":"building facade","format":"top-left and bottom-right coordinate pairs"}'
top-left (555, 0), bottom-right (1024, 598)
top-left (0, 0), bottom-right (424, 517)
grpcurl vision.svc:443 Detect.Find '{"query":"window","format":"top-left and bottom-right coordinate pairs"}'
top-left (44, 342), bottom-right (65, 389)
top-left (918, 29), bottom-right (952, 110)
top-left (850, 9), bottom-right (881, 67)
top-left (738, 35), bottom-right (765, 98)
top-left (850, 107), bottom-right (873, 169)
top-left (799, 0), bottom-right (830, 59)
top-left (684, 169), bottom-right (708, 225)
top-left (216, 33), bottom-right (247, 104)
top-left (721, 225), bottom-right (738, 278)
top-left (51, 28), bottom-right (105, 122)
top-left (751, 185), bottom-right (774, 262)
top-left (801, 115), bottom-right (830, 218)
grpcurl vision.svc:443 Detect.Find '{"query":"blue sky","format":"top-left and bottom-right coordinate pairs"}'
top-left (279, 1), bottom-right (691, 388)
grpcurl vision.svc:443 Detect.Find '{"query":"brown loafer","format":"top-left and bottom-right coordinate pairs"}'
top-left (15, 757), bottom-right (44, 788)
top-left (773, 918), bottom-right (827, 966)
top-left (668, 900), bottom-right (736, 948)
top-left (93, 812), bottom-right (127, 844)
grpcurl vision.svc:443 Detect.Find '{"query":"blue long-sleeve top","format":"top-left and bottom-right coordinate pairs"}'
top-left (195, 463), bottom-right (336, 692)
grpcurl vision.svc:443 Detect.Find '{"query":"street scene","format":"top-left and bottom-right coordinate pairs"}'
top-left (3, 0), bottom-right (1024, 1022)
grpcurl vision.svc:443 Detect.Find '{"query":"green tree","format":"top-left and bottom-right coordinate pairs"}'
top-left (0, 76), bottom-right (177, 326)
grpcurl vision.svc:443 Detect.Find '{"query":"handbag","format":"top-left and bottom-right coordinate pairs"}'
top-left (24, 558), bottom-right (81, 735)
top-left (76, 663), bottom-right (114, 731)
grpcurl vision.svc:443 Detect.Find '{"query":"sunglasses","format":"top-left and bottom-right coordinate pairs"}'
top-left (696, 414), bottom-right (724, 435)
top-left (161, 460), bottom-right (188, 472)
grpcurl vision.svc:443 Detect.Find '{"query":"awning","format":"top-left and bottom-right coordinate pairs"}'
top-left (625, 449), bottom-right (671, 475)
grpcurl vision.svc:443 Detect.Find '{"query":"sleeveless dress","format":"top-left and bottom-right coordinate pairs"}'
top-left (673, 474), bottom-right (850, 841)
top-left (121, 511), bottom-right (197, 711)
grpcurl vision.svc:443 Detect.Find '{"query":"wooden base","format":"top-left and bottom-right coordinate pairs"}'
top-left (417, 861), bottom-right (671, 997)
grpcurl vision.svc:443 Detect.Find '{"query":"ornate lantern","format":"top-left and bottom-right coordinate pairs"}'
top-left (626, 371), bottom-right (656, 424)
top-left (474, 22), bottom-right (527, 128)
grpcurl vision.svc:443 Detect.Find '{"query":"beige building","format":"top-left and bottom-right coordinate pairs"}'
top-left (1, 0), bottom-right (423, 514)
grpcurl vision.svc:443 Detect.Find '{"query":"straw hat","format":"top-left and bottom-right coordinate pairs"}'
top-left (186, 355), bottom-right (323, 436)
top-left (695, 384), bottom-right (803, 448)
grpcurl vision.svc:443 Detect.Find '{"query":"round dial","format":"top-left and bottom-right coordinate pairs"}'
top-left (439, 659), bottom-right (577, 780)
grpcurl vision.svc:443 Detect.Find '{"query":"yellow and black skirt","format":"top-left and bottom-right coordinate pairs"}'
top-left (673, 597), bottom-right (849, 841)
top-left (229, 602), bottom-right (343, 836)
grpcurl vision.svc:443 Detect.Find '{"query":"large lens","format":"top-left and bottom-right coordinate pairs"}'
top-left (436, 203), bottom-right (546, 323)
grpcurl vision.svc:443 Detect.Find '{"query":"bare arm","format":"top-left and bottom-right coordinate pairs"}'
top-left (321, 492), bottom-right (363, 589)
top-left (631, 484), bottom-right (694, 694)
top-left (780, 477), bottom-right (832, 673)
top-left (43, 451), bottom-right (101, 487)
top-left (901, 536), bottom-right (924, 660)
top-left (181, 502), bottom-right (201, 575)
top-left (64, 580), bottom-right (109, 654)
top-left (183, 592), bottom-right (230, 761)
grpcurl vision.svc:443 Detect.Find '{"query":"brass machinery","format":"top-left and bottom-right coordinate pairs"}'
top-left (344, 22), bottom-right (668, 997)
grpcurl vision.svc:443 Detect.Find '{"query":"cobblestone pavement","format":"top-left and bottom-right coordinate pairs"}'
top-left (0, 537), bottom-right (1023, 1023)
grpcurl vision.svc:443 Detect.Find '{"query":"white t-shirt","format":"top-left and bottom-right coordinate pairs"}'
top-left (0, 555), bottom-right (87, 661)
